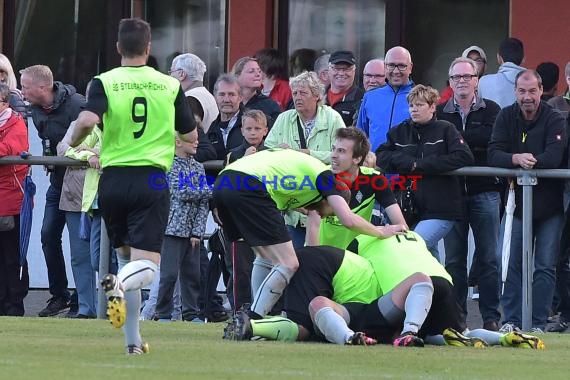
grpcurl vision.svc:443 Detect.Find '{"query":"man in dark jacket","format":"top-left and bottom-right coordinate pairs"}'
top-left (488, 69), bottom-right (567, 332)
top-left (207, 74), bottom-right (245, 161)
top-left (325, 51), bottom-right (364, 126)
top-left (20, 65), bottom-right (85, 317)
top-left (437, 57), bottom-right (502, 331)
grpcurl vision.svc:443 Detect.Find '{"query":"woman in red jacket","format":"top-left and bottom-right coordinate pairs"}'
top-left (0, 83), bottom-right (29, 316)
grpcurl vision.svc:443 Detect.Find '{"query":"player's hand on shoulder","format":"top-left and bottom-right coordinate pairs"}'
top-left (377, 224), bottom-right (407, 238)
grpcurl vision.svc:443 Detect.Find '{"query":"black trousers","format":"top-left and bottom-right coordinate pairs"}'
top-left (0, 215), bottom-right (29, 316)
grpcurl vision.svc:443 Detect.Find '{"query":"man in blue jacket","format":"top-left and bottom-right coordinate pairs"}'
top-left (356, 46), bottom-right (414, 151)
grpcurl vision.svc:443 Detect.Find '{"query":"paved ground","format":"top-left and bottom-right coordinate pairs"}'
top-left (23, 289), bottom-right (485, 329)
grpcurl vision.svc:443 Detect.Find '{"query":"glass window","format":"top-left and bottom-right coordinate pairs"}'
top-left (144, 0), bottom-right (226, 90)
top-left (403, 0), bottom-right (508, 91)
top-left (14, 0), bottom-right (108, 94)
top-left (288, 0), bottom-right (386, 82)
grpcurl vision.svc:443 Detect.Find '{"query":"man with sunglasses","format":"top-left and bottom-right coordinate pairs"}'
top-left (437, 57), bottom-right (502, 332)
top-left (356, 46), bottom-right (414, 152)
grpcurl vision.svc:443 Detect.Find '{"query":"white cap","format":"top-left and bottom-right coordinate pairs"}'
top-left (461, 46), bottom-right (487, 62)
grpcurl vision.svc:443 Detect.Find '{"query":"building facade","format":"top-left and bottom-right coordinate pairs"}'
top-left (1, 0), bottom-right (568, 98)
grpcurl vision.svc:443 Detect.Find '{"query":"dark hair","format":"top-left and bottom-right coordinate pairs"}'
top-left (335, 127), bottom-right (371, 165)
top-left (253, 48), bottom-right (288, 80)
top-left (536, 62), bottom-right (559, 92)
top-left (289, 48), bottom-right (317, 77)
top-left (118, 18), bottom-right (151, 58)
top-left (515, 69), bottom-right (543, 88)
top-left (499, 37), bottom-right (524, 65)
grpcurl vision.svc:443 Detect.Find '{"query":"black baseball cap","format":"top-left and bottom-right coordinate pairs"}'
top-left (329, 50), bottom-right (356, 65)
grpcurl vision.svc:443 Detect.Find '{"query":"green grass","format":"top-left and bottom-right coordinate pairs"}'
top-left (0, 317), bottom-right (569, 380)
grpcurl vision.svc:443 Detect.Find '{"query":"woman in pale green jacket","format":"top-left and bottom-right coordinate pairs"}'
top-left (264, 70), bottom-right (345, 247)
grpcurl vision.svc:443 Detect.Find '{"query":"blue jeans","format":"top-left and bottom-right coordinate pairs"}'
top-left (41, 185), bottom-right (69, 300)
top-left (501, 214), bottom-right (564, 329)
top-left (414, 219), bottom-right (454, 261)
top-left (444, 192), bottom-right (501, 324)
top-left (90, 212), bottom-right (118, 275)
top-left (140, 265), bottom-right (182, 320)
top-left (287, 225), bottom-right (306, 249)
top-left (66, 212), bottom-right (97, 316)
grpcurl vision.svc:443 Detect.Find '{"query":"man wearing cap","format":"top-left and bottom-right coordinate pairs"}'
top-left (325, 51), bottom-right (364, 126)
top-left (463, 46), bottom-right (487, 78)
top-left (437, 56), bottom-right (502, 331)
top-left (478, 38), bottom-right (526, 108)
top-left (356, 46), bottom-right (414, 151)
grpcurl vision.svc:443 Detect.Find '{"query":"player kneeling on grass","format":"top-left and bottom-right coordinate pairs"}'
top-left (213, 148), bottom-right (407, 324)
top-left (224, 235), bottom-right (544, 349)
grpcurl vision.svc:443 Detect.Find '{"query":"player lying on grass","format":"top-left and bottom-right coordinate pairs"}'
top-left (223, 234), bottom-right (544, 349)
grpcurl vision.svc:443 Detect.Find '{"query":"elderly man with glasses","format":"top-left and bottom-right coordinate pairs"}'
top-left (324, 51), bottom-right (364, 126)
top-left (437, 57), bottom-right (502, 332)
top-left (356, 46), bottom-right (414, 152)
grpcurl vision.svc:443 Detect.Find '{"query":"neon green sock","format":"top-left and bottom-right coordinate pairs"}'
top-left (250, 316), bottom-right (300, 342)
top-left (499, 333), bottom-right (508, 347)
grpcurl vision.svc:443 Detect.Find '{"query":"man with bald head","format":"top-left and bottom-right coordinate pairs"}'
top-left (356, 46), bottom-right (414, 151)
top-left (362, 59), bottom-right (386, 91)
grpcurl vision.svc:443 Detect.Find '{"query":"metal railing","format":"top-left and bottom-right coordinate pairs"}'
top-left (2, 155), bottom-right (569, 329)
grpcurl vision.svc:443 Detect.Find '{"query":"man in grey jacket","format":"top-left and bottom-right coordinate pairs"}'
top-left (478, 38), bottom-right (525, 108)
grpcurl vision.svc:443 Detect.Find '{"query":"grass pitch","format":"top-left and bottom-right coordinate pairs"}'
top-left (0, 317), bottom-right (568, 380)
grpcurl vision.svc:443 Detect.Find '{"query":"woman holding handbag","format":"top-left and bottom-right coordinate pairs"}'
top-left (0, 83), bottom-right (29, 316)
top-left (376, 85), bottom-right (474, 259)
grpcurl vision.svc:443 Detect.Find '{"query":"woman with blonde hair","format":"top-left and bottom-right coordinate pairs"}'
top-left (264, 71), bottom-right (345, 247)
top-left (232, 56), bottom-right (280, 128)
top-left (376, 84), bottom-right (474, 258)
top-left (0, 54), bottom-right (26, 118)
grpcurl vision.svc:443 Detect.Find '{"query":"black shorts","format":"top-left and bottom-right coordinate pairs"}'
top-left (283, 246), bottom-right (345, 334)
top-left (344, 302), bottom-right (398, 343)
top-left (213, 170), bottom-right (290, 246)
top-left (417, 276), bottom-right (463, 338)
top-left (98, 166), bottom-right (169, 252)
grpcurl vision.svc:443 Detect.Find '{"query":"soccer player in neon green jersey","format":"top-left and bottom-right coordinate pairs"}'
top-left (225, 235), bottom-right (545, 349)
top-left (69, 18), bottom-right (197, 355)
top-left (306, 127), bottom-right (407, 249)
top-left (214, 148), bottom-right (409, 322)
top-left (347, 232), bottom-right (543, 348)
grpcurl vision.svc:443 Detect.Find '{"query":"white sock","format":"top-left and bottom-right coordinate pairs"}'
top-left (314, 307), bottom-right (353, 345)
top-left (118, 260), bottom-right (158, 292)
top-left (467, 329), bottom-right (501, 345)
top-left (123, 288), bottom-right (142, 347)
top-left (402, 282), bottom-right (434, 334)
top-left (250, 265), bottom-right (295, 317)
top-left (251, 256), bottom-right (273, 296)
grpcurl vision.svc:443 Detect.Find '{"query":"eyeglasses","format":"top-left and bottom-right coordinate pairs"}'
top-left (385, 63), bottom-right (408, 71)
top-left (473, 58), bottom-right (486, 64)
top-left (168, 68), bottom-right (183, 75)
top-left (449, 74), bottom-right (477, 82)
top-left (363, 73), bottom-right (385, 79)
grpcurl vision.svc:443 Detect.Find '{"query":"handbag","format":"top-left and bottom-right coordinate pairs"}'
top-left (0, 215), bottom-right (15, 231)
top-left (395, 183), bottom-right (420, 227)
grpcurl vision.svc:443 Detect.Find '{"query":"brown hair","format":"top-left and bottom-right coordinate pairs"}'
top-left (118, 18), bottom-right (151, 58)
top-left (335, 127), bottom-right (371, 165)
